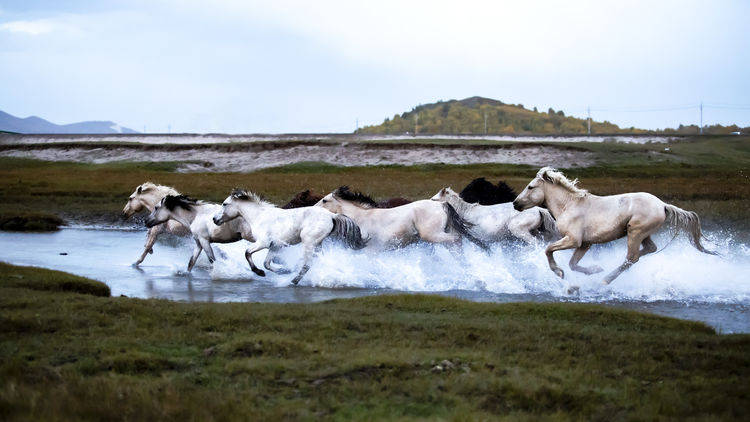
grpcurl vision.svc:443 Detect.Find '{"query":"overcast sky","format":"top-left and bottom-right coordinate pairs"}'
top-left (1, 0), bottom-right (748, 133)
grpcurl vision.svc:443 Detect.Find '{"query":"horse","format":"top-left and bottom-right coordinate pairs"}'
top-left (431, 187), bottom-right (557, 244)
top-left (377, 197), bottom-right (412, 208)
top-left (315, 186), bottom-right (487, 250)
top-left (459, 177), bottom-right (517, 205)
top-left (281, 190), bottom-right (324, 209)
top-left (122, 182), bottom-right (191, 265)
top-left (145, 195), bottom-right (254, 272)
top-left (213, 189), bottom-right (367, 285)
top-left (282, 189), bottom-right (411, 209)
top-left (513, 167), bottom-right (716, 288)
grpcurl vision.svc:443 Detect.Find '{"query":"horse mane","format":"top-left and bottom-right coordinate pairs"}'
top-left (231, 188), bottom-right (273, 206)
top-left (333, 186), bottom-right (378, 209)
top-left (163, 194), bottom-right (199, 211)
top-left (537, 167), bottom-right (588, 197)
top-left (281, 189), bottom-right (324, 209)
top-left (459, 177), bottom-right (517, 205)
top-left (138, 181), bottom-right (179, 196)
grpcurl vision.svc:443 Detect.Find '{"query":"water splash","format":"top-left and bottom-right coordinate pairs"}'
top-left (208, 230), bottom-right (750, 305)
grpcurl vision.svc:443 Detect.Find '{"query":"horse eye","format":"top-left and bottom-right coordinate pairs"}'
top-left (528, 186), bottom-right (534, 190)
top-left (322, 199), bottom-right (328, 203)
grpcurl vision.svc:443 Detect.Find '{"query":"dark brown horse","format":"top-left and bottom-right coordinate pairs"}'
top-left (282, 189), bottom-right (411, 209)
top-left (281, 190), bottom-right (324, 209)
top-left (459, 177), bottom-right (517, 205)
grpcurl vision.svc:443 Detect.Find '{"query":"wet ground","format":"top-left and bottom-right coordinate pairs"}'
top-left (1, 227), bottom-right (748, 333)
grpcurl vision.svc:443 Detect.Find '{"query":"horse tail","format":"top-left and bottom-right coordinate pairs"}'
top-left (330, 214), bottom-right (368, 250)
top-left (663, 204), bottom-right (716, 255)
top-left (442, 202), bottom-right (489, 251)
top-left (538, 208), bottom-right (560, 240)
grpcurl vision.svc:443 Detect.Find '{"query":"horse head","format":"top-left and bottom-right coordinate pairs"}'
top-left (146, 195), bottom-right (196, 227)
top-left (214, 189), bottom-right (248, 225)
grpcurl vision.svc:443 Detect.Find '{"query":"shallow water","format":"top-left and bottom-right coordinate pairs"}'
top-left (0, 227), bottom-right (748, 333)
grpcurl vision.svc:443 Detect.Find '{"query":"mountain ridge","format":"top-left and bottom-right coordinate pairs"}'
top-left (0, 110), bottom-right (138, 134)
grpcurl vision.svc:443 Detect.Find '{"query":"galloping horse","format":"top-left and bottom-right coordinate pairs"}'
top-left (122, 182), bottom-right (190, 265)
top-left (459, 177), bottom-right (517, 205)
top-left (431, 187), bottom-right (557, 244)
top-left (315, 186), bottom-right (486, 250)
top-left (213, 189), bottom-right (367, 285)
top-left (145, 195), bottom-right (254, 272)
top-left (513, 167), bottom-right (715, 287)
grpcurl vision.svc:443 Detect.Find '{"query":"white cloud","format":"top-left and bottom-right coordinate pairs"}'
top-left (0, 19), bottom-right (59, 35)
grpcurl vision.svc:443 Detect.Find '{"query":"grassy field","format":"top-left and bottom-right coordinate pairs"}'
top-left (1, 262), bottom-right (748, 420)
top-left (0, 136), bottom-right (748, 233)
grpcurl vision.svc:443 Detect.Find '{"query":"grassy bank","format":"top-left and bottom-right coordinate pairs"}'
top-left (1, 263), bottom-right (748, 420)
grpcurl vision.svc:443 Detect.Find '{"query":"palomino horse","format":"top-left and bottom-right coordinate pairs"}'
top-left (431, 187), bottom-right (557, 244)
top-left (145, 195), bottom-right (254, 272)
top-left (459, 177), bottom-right (517, 205)
top-left (315, 186), bottom-right (486, 250)
top-left (513, 167), bottom-right (715, 287)
top-left (122, 182), bottom-right (190, 265)
top-left (213, 189), bottom-right (367, 285)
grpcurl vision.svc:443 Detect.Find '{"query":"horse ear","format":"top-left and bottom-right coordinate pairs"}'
top-left (137, 186), bottom-right (142, 194)
top-left (541, 171), bottom-right (553, 183)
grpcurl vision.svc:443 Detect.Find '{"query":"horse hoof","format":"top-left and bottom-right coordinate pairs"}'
top-left (567, 285), bottom-right (580, 295)
top-left (553, 268), bottom-right (564, 279)
top-left (253, 269), bottom-right (266, 277)
top-left (290, 277), bottom-right (301, 285)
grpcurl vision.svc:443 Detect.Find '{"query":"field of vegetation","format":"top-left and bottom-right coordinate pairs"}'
top-left (1, 262), bottom-right (747, 420)
top-left (0, 136), bottom-right (747, 234)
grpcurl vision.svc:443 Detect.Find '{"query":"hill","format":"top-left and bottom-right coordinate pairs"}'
top-left (356, 96), bottom-right (748, 135)
top-left (0, 110), bottom-right (138, 134)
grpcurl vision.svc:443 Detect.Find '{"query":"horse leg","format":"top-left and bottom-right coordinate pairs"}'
top-left (245, 241), bottom-right (269, 277)
top-left (546, 235), bottom-right (580, 279)
top-left (187, 239), bottom-right (203, 272)
top-left (263, 242), bottom-right (289, 274)
top-left (290, 242), bottom-right (316, 285)
top-left (198, 237), bottom-right (216, 264)
top-left (568, 244), bottom-right (603, 275)
top-left (134, 225), bottom-right (161, 265)
top-left (640, 236), bottom-right (657, 258)
top-left (603, 230), bottom-right (648, 284)
top-left (508, 214), bottom-right (537, 244)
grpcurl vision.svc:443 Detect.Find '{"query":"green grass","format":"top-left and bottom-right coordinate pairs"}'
top-left (0, 263), bottom-right (748, 420)
top-left (0, 262), bottom-right (110, 297)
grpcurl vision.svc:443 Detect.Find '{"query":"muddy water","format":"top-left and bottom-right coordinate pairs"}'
top-left (0, 227), bottom-right (747, 333)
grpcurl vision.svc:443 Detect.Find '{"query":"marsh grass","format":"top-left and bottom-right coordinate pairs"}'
top-left (0, 263), bottom-right (747, 420)
top-left (0, 212), bottom-right (64, 232)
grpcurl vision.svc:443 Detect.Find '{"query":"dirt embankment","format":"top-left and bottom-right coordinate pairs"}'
top-left (0, 141), bottom-right (595, 171)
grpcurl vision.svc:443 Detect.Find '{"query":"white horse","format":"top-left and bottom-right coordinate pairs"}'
top-left (513, 167), bottom-right (715, 287)
top-left (122, 182), bottom-right (190, 265)
top-left (315, 186), bottom-right (487, 250)
top-left (145, 195), bottom-right (254, 272)
top-left (212, 189), bottom-right (367, 285)
top-left (430, 187), bottom-right (558, 244)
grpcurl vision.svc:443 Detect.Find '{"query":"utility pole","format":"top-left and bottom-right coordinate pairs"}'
top-left (699, 101), bottom-right (703, 135)
top-left (587, 107), bottom-right (591, 135)
top-left (414, 114), bottom-right (419, 135)
top-left (355, 118), bottom-right (359, 132)
top-left (484, 112), bottom-right (488, 135)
